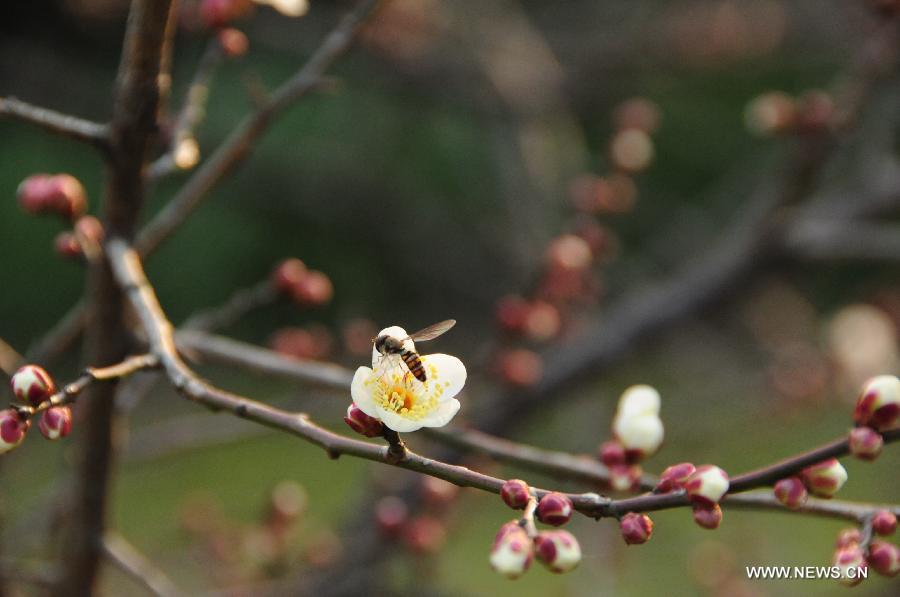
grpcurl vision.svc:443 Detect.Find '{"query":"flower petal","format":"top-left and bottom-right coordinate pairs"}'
top-left (351, 366), bottom-right (380, 419)
top-left (421, 399), bottom-right (460, 428)
top-left (378, 407), bottom-right (427, 433)
top-left (419, 353), bottom-right (467, 399)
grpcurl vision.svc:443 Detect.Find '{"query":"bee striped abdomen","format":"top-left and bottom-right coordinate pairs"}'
top-left (401, 350), bottom-right (427, 382)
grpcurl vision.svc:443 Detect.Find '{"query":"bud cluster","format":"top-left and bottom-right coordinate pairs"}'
top-left (744, 89), bottom-right (834, 136)
top-left (4, 365), bottom-right (74, 455)
top-left (491, 481), bottom-right (581, 578)
top-left (271, 258), bottom-right (334, 307)
top-left (17, 173), bottom-right (87, 220)
top-left (830, 516), bottom-right (899, 585)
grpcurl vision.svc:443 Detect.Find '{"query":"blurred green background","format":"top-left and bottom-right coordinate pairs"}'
top-left (1, 0), bottom-right (899, 595)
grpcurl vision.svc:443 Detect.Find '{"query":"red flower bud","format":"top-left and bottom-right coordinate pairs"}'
top-left (292, 270), bottom-right (333, 306)
top-left (11, 365), bottom-right (56, 407)
top-left (598, 440), bottom-right (627, 467)
top-left (619, 512), bottom-right (653, 544)
top-left (613, 98), bottom-right (662, 134)
top-left (610, 129), bottom-right (654, 173)
top-left (522, 301), bottom-right (561, 343)
top-left (495, 295), bottom-right (530, 333)
top-left (684, 465), bottom-right (730, 506)
top-left (744, 91), bottom-right (796, 136)
top-left (848, 426), bottom-right (883, 461)
top-left (402, 515), bottom-right (446, 555)
top-left (38, 406), bottom-right (72, 440)
top-left (74, 215), bottom-right (104, 244)
top-left (500, 479), bottom-right (531, 510)
top-left (832, 545), bottom-right (867, 586)
top-left (217, 28), bottom-right (248, 57)
top-left (0, 409), bottom-right (30, 454)
top-left (536, 492), bottom-right (573, 527)
top-left (54, 232), bottom-right (82, 258)
top-left (608, 463), bottom-right (642, 493)
top-left (272, 258), bottom-right (307, 294)
top-left (490, 521), bottom-right (533, 578)
top-left (17, 173), bottom-right (87, 220)
top-left (853, 375), bottom-right (900, 431)
top-left (800, 458), bottom-right (847, 498)
top-left (692, 503), bottom-right (723, 530)
top-left (773, 476), bottom-right (808, 510)
top-left (867, 540), bottom-right (899, 577)
top-left (497, 349), bottom-right (543, 387)
top-left (872, 510), bottom-right (897, 537)
top-left (199, 0), bottom-right (252, 28)
top-left (375, 496), bottom-right (408, 536)
top-left (655, 462), bottom-right (696, 493)
top-left (343, 404), bottom-right (383, 438)
top-left (835, 527), bottom-right (862, 549)
top-left (546, 235), bottom-right (592, 272)
top-left (533, 530), bottom-right (581, 573)
top-left (341, 318), bottom-right (378, 357)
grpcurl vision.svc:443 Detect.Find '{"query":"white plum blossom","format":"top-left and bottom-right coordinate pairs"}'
top-left (351, 326), bottom-right (466, 433)
top-left (254, 0), bottom-right (309, 17)
top-left (612, 384), bottom-right (664, 457)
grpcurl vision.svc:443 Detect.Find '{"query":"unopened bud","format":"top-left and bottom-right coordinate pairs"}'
top-left (218, 27), bottom-right (249, 57)
top-left (832, 545), bottom-right (867, 586)
top-left (872, 510), bottom-right (897, 537)
top-left (11, 365), bottom-right (57, 407)
top-left (420, 476), bottom-right (459, 507)
top-left (613, 385), bottom-right (664, 459)
top-left (375, 496), bottom-right (408, 536)
top-left (497, 349), bottom-right (543, 387)
top-left (835, 528), bottom-right (862, 549)
top-left (684, 465), bottom-right (730, 506)
top-left (54, 232), bottom-right (82, 259)
top-left (848, 426), bottom-right (883, 460)
top-left (619, 512), bottom-right (653, 544)
top-left (0, 409), bottom-right (30, 454)
top-left (598, 440), bottom-right (626, 467)
top-left (38, 406), bottom-right (72, 440)
top-left (344, 404), bottom-right (383, 438)
top-left (17, 173), bottom-right (87, 220)
top-left (489, 521), bottom-right (532, 579)
top-left (533, 530), bottom-right (581, 573)
top-left (402, 515), bottom-right (446, 554)
top-left (292, 270), bottom-right (333, 306)
top-left (272, 258), bottom-right (307, 294)
top-left (655, 462), bottom-right (696, 493)
top-left (773, 476), bottom-right (808, 510)
top-left (610, 129), bottom-right (654, 173)
top-left (608, 464), bottom-right (642, 492)
top-left (500, 479), bottom-right (530, 510)
top-left (867, 540), bottom-right (899, 577)
top-left (546, 234), bottom-right (592, 272)
top-left (744, 91), bottom-right (796, 136)
top-left (536, 492), bottom-right (573, 527)
top-left (853, 375), bottom-right (900, 431)
top-left (613, 98), bottom-right (662, 134)
top-left (692, 503), bottom-right (723, 530)
top-left (522, 301), bottom-right (561, 342)
top-left (495, 295), bottom-right (530, 333)
top-left (800, 458), bottom-right (847, 498)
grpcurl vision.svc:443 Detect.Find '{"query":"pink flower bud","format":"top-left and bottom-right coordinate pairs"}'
top-left (54, 232), bottom-right (82, 258)
top-left (11, 365), bottom-right (57, 407)
top-left (38, 406), bottom-right (72, 440)
top-left (598, 440), bottom-right (627, 466)
top-left (402, 516), bottom-right (446, 555)
top-left (692, 503), bottom-right (723, 530)
top-left (0, 409), bottom-right (30, 454)
top-left (848, 426), bottom-right (883, 461)
top-left (800, 458), bottom-right (847, 498)
top-left (500, 479), bottom-right (530, 510)
top-left (266, 480), bottom-right (306, 530)
top-left (420, 476), bottom-right (459, 507)
top-left (773, 476), bottom-right (808, 510)
top-left (655, 462), bottom-right (696, 493)
top-left (536, 492), bottom-right (573, 527)
top-left (835, 528), bottom-right (862, 549)
top-left (832, 545), bottom-right (867, 586)
top-left (17, 173), bottom-right (87, 220)
top-left (872, 510), bottom-right (897, 537)
top-left (495, 295), bottom-right (530, 333)
top-left (272, 258), bottom-right (307, 294)
top-left (199, 0), bottom-right (251, 28)
top-left (489, 521), bottom-right (533, 579)
top-left (619, 512), bottom-right (653, 544)
top-left (854, 375), bottom-right (900, 431)
top-left (546, 235), bottom-right (593, 272)
top-left (534, 530), bottom-right (581, 573)
top-left (497, 349), bottom-right (543, 387)
top-left (375, 496), bottom-right (408, 536)
top-left (684, 465), bottom-right (730, 506)
top-left (609, 463), bottom-right (642, 492)
top-left (217, 28), bottom-right (248, 57)
top-left (867, 540), bottom-right (899, 577)
top-left (341, 318), bottom-right (378, 357)
top-left (609, 129), bottom-right (654, 173)
top-left (522, 301), bottom-right (561, 343)
top-left (613, 98), bottom-right (662, 134)
top-left (744, 91), bottom-right (796, 136)
top-left (343, 404), bottom-right (383, 438)
top-left (292, 270), bottom-right (333, 306)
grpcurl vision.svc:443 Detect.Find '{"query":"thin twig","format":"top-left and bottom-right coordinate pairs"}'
top-left (0, 97), bottom-right (109, 149)
top-left (103, 532), bottom-right (181, 597)
top-left (135, 0), bottom-right (383, 256)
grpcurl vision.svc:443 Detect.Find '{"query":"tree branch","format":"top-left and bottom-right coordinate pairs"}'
top-left (0, 97), bottom-right (109, 149)
top-left (102, 532), bottom-right (181, 597)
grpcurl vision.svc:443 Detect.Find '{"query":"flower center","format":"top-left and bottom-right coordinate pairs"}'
top-left (369, 369), bottom-right (443, 421)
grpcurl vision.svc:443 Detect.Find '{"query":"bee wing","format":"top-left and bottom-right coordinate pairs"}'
top-left (408, 319), bottom-right (456, 343)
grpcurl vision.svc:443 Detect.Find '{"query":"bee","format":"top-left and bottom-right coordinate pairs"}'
top-left (374, 319), bottom-right (457, 382)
